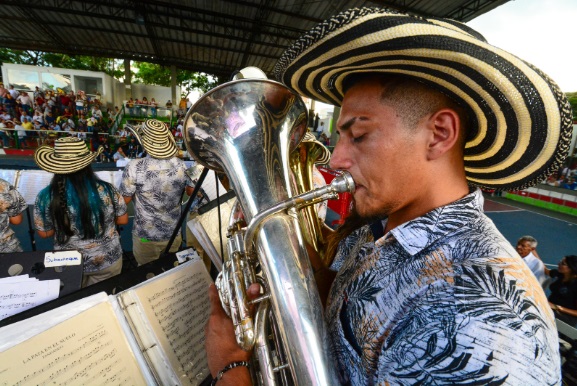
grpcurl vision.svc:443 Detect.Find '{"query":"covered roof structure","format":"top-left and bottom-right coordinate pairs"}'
top-left (0, 0), bottom-right (510, 79)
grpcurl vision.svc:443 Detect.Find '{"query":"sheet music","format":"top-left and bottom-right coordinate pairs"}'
top-left (121, 260), bottom-right (212, 385)
top-left (112, 170), bottom-right (123, 188)
top-left (16, 170), bottom-right (54, 205)
top-left (0, 301), bottom-right (147, 385)
top-left (0, 279), bottom-right (60, 320)
top-left (187, 196), bottom-right (235, 270)
top-left (0, 169), bottom-right (17, 185)
top-left (198, 170), bottom-right (227, 201)
top-left (95, 171), bottom-right (113, 185)
top-left (188, 220), bottom-right (223, 272)
top-left (0, 274), bottom-right (32, 283)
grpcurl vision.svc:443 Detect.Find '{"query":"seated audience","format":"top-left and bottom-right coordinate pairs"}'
top-left (545, 255), bottom-right (577, 327)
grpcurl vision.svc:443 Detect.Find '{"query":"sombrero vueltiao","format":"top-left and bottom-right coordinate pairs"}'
top-left (35, 137), bottom-right (103, 174)
top-left (274, 7), bottom-right (573, 191)
top-left (126, 119), bottom-right (178, 159)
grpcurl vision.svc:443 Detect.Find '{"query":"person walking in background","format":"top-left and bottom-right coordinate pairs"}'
top-left (119, 119), bottom-right (193, 265)
top-left (33, 137), bottom-right (128, 286)
top-left (516, 235), bottom-right (547, 285)
top-left (0, 178), bottom-right (27, 253)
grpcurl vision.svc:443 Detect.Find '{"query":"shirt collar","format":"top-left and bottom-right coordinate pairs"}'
top-left (377, 189), bottom-right (484, 256)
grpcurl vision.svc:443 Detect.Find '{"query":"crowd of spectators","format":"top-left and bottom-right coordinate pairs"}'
top-left (0, 83), bottom-right (116, 149)
top-left (124, 97), bottom-right (165, 118)
top-left (0, 83), bottom-right (189, 164)
top-left (544, 161), bottom-right (577, 191)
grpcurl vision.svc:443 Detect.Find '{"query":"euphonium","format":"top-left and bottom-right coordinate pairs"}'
top-left (183, 79), bottom-right (354, 385)
top-left (289, 132), bottom-right (333, 266)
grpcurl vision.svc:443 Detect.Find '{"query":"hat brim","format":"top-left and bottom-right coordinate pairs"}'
top-left (34, 145), bottom-right (103, 174)
top-left (274, 8), bottom-right (573, 191)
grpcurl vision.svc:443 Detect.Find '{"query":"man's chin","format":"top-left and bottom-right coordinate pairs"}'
top-left (349, 203), bottom-right (386, 223)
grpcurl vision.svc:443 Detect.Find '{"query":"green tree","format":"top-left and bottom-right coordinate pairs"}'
top-left (133, 62), bottom-right (218, 96)
top-left (0, 48), bottom-right (123, 79)
top-left (566, 92), bottom-right (577, 120)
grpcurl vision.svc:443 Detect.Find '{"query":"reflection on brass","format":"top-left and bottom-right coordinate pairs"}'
top-left (183, 79), bottom-right (354, 386)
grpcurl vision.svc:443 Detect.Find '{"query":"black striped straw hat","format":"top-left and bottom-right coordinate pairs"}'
top-left (34, 137), bottom-right (103, 174)
top-left (274, 7), bottom-right (573, 191)
top-left (126, 119), bottom-right (177, 159)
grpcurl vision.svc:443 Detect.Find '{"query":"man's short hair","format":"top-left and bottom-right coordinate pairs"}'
top-left (517, 235), bottom-right (537, 248)
top-left (342, 73), bottom-right (469, 145)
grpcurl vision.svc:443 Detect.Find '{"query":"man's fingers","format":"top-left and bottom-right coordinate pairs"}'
top-left (247, 283), bottom-right (261, 300)
top-left (208, 283), bottom-right (224, 316)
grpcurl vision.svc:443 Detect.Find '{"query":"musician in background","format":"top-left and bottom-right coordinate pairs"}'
top-left (119, 119), bottom-right (194, 265)
top-left (0, 178), bottom-right (27, 253)
top-left (205, 8), bottom-right (569, 385)
top-left (33, 138), bottom-right (128, 286)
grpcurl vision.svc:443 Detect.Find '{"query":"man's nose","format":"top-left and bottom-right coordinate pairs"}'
top-left (329, 139), bottom-right (351, 170)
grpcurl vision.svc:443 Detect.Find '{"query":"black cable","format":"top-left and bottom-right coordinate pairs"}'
top-left (26, 206), bottom-right (36, 251)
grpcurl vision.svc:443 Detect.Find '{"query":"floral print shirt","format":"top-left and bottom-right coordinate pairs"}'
top-left (119, 156), bottom-right (193, 241)
top-left (34, 182), bottom-right (127, 273)
top-left (328, 189), bottom-right (560, 385)
top-left (0, 178), bottom-right (27, 253)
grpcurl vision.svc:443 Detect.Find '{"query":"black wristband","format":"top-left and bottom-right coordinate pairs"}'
top-left (210, 361), bottom-right (250, 386)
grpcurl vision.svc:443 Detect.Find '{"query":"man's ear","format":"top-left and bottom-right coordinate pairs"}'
top-left (426, 108), bottom-right (462, 161)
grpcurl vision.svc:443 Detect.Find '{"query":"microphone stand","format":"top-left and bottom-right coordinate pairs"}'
top-left (160, 167), bottom-right (209, 259)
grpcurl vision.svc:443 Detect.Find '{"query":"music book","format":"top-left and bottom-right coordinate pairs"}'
top-left (0, 259), bottom-right (213, 385)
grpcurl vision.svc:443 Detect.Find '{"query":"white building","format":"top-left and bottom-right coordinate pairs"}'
top-left (1, 63), bottom-right (179, 110)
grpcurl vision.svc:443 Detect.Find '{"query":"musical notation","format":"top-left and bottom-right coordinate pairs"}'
top-left (126, 262), bottom-right (212, 385)
top-left (0, 278), bottom-right (60, 321)
top-left (0, 301), bottom-right (147, 384)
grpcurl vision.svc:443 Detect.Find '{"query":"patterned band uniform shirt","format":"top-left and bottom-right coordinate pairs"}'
top-left (119, 156), bottom-right (193, 241)
top-left (327, 189), bottom-right (560, 385)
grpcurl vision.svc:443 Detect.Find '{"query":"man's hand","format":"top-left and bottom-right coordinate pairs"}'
top-left (205, 283), bottom-right (252, 382)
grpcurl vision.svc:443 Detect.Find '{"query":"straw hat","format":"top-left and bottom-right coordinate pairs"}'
top-left (126, 119), bottom-right (177, 159)
top-left (274, 7), bottom-right (573, 191)
top-left (34, 137), bottom-right (103, 174)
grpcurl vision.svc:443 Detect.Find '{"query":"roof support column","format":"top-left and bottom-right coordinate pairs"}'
top-left (124, 59), bottom-right (132, 99)
top-left (171, 65), bottom-right (177, 112)
top-left (330, 106), bottom-right (340, 149)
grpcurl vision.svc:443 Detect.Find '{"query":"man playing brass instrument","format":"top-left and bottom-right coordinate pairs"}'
top-left (206, 7), bottom-right (571, 385)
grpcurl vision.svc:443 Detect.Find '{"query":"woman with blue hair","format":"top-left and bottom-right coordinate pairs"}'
top-left (33, 137), bottom-right (128, 286)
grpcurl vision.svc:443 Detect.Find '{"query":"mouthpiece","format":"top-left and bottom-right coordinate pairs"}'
top-left (330, 171), bottom-right (355, 194)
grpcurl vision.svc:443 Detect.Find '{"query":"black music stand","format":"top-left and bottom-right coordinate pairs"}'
top-left (0, 250), bottom-right (83, 297)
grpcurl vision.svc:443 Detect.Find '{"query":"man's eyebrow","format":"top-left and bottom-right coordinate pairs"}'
top-left (338, 117), bottom-right (356, 131)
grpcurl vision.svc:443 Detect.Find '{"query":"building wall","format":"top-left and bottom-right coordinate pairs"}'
top-left (1, 63), bottom-right (179, 110)
top-left (121, 83), bottom-right (177, 107)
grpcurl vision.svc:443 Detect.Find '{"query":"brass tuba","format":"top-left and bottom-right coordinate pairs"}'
top-left (183, 79), bottom-right (354, 385)
top-left (290, 132), bottom-right (333, 267)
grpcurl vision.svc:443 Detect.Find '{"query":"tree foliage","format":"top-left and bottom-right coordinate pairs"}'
top-left (133, 61), bottom-right (218, 96)
top-left (0, 49), bottom-right (217, 96)
top-left (0, 48), bottom-right (124, 79)
top-left (566, 92), bottom-right (577, 120)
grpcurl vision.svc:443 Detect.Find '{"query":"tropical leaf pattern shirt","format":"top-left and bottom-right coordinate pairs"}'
top-left (34, 182), bottom-right (127, 273)
top-left (119, 156), bottom-right (193, 241)
top-left (0, 178), bottom-right (27, 253)
top-left (327, 189), bottom-right (561, 385)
